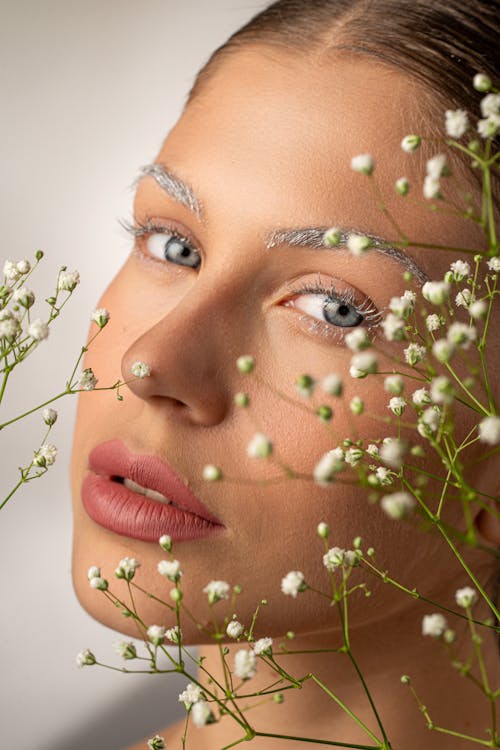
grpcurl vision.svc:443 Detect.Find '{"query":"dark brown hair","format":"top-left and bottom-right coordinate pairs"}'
top-left (187, 0), bottom-right (498, 128)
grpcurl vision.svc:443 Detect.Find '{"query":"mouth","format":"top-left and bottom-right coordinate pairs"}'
top-left (81, 440), bottom-right (224, 543)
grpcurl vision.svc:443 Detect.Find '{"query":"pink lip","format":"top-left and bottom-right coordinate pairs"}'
top-left (81, 439), bottom-right (224, 542)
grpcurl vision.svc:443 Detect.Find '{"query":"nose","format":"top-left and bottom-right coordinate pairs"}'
top-left (121, 279), bottom-right (237, 426)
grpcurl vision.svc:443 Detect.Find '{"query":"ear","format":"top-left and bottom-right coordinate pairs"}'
top-left (474, 503), bottom-right (500, 546)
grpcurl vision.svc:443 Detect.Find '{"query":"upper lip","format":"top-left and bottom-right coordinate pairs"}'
top-left (87, 439), bottom-right (223, 526)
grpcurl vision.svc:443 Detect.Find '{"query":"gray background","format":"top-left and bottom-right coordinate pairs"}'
top-left (0, 2), bottom-right (266, 748)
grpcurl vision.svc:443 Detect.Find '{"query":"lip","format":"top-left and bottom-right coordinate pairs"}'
top-left (81, 439), bottom-right (224, 543)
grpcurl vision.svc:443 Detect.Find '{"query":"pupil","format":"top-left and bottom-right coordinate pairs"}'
top-left (180, 246), bottom-right (190, 257)
top-left (338, 304), bottom-right (350, 316)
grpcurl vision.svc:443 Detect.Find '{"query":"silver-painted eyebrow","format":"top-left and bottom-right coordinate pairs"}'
top-left (265, 227), bottom-right (429, 283)
top-left (138, 163), bottom-right (203, 220)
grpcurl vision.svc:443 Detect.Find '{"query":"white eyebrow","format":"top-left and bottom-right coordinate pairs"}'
top-left (265, 228), bottom-right (430, 283)
top-left (138, 163), bottom-right (203, 219)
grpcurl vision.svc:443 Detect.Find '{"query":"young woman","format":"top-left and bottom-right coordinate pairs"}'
top-left (71, 1), bottom-right (499, 748)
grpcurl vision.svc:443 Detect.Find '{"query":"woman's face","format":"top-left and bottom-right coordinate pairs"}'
top-left (71, 47), bottom-right (491, 640)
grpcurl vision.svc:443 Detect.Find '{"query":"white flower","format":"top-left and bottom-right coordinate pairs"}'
top-left (350, 153), bottom-right (375, 175)
top-left (422, 613), bottom-right (448, 638)
top-left (487, 257), bottom-right (500, 273)
top-left (395, 177), bottom-right (409, 195)
top-left (130, 361), bottom-right (151, 378)
top-left (478, 415), bottom-right (500, 445)
top-left (281, 570), bottom-right (306, 597)
top-left (447, 321), bottom-right (476, 349)
top-left (480, 93), bottom-right (500, 118)
top-left (426, 154), bottom-right (448, 179)
top-left (147, 625), bottom-right (166, 645)
top-left (28, 319), bottom-right (49, 341)
top-left (87, 566), bottom-right (101, 580)
top-left (455, 587), bottom-right (478, 609)
top-left (42, 407), bottom-right (58, 425)
top-left (432, 338), bottom-right (455, 363)
top-left (157, 559), bottom-right (182, 582)
top-left (449, 260), bottom-right (471, 280)
top-left (191, 700), bottom-right (214, 727)
top-left (166, 625), bottom-right (182, 643)
top-left (425, 314), bottom-right (441, 332)
top-left (0, 315), bottom-right (20, 340)
top-left (380, 491), bottom-right (415, 520)
top-left (469, 300), bottom-right (488, 319)
top-left (203, 580), bottom-right (230, 604)
top-left (345, 328), bottom-right (371, 352)
top-left (234, 648), bottom-right (257, 680)
top-left (350, 396), bottom-right (364, 415)
top-left (366, 443), bottom-right (379, 457)
top-left (445, 109), bottom-right (468, 138)
top-left (78, 368), bottom-right (98, 390)
top-left (473, 73), bottom-right (491, 92)
top-left (236, 354), bottom-right (255, 373)
top-left (76, 649), bottom-right (96, 667)
top-left (321, 373), bottom-right (343, 396)
top-left (317, 521), bottom-right (330, 538)
top-left (247, 432), bottom-right (273, 458)
top-left (16, 259), bottom-right (31, 274)
top-left (418, 407), bottom-right (441, 436)
top-left (376, 466), bottom-right (392, 485)
top-left (382, 312), bottom-right (406, 341)
top-left (323, 547), bottom-right (346, 571)
top-left (422, 281), bottom-right (450, 305)
top-left (313, 448), bottom-right (344, 485)
top-left (147, 736), bottom-right (166, 750)
top-left (3, 260), bottom-right (20, 282)
top-left (350, 351), bottom-right (378, 377)
top-left (412, 388), bottom-right (431, 407)
top-left (478, 114), bottom-right (500, 138)
top-left (430, 376), bottom-right (454, 405)
top-left (404, 343), bottom-right (426, 366)
top-left (388, 397), bottom-right (406, 416)
top-left (253, 637), bottom-right (273, 655)
top-left (423, 175), bottom-right (441, 200)
top-left (179, 682), bottom-right (202, 707)
top-left (346, 234), bottom-right (371, 256)
top-left (57, 270), bottom-right (80, 291)
top-left (384, 375), bottom-right (404, 395)
top-left (345, 447), bottom-right (363, 466)
top-left (202, 464), bottom-right (222, 481)
top-left (91, 308), bottom-right (110, 327)
top-left (33, 443), bottom-right (57, 467)
top-left (323, 227), bottom-right (342, 246)
top-left (455, 288), bottom-right (473, 308)
top-left (13, 286), bottom-right (35, 308)
top-left (401, 134), bottom-right (421, 152)
top-left (89, 576), bottom-right (108, 590)
top-left (115, 557), bottom-right (140, 581)
top-left (380, 438), bottom-right (406, 469)
top-left (114, 641), bottom-right (137, 660)
top-left (226, 620), bottom-right (244, 638)
top-left (389, 293), bottom-right (415, 319)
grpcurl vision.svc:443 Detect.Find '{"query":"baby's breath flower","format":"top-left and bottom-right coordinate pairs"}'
top-left (389, 292), bottom-right (415, 319)
top-left (3, 260), bottom-right (21, 283)
top-left (345, 328), bottom-right (371, 352)
top-left (89, 576), bottom-right (108, 591)
top-left (114, 641), bottom-right (137, 660)
top-left (115, 557), bottom-right (140, 581)
top-left (346, 234), bottom-right (371, 256)
top-left (345, 446), bottom-right (363, 466)
top-left (422, 281), bottom-right (450, 305)
top-left (380, 491), bottom-right (415, 520)
top-left (281, 570), bottom-right (306, 597)
top-left (234, 648), bottom-right (257, 680)
top-left (253, 637), bottom-right (273, 655)
top-left (478, 415), bottom-right (500, 445)
top-left (487, 257), bottom-right (500, 273)
top-left (296, 373), bottom-right (315, 397)
top-left (469, 299), bottom-right (488, 319)
top-left (445, 109), bottom-right (468, 138)
top-left (147, 625), bottom-right (166, 646)
top-left (384, 375), bottom-right (404, 395)
top-left (401, 134), bottom-right (421, 152)
top-left (202, 464), bottom-right (222, 482)
top-left (159, 534), bottom-right (172, 552)
top-left (422, 613), bottom-right (448, 638)
top-left (430, 376), bottom-right (455, 405)
top-left (78, 368), bottom-right (98, 391)
top-left (423, 176), bottom-right (441, 200)
top-left (147, 736), bottom-right (165, 750)
top-left (179, 682), bottom-right (202, 708)
top-left (455, 288), bottom-right (473, 308)
top-left (455, 587), bottom-right (478, 608)
top-left (382, 313), bottom-right (406, 341)
top-left (480, 93), bottom-right (500, 118)
top-left (0, 314), bottom-right (20, 341)
top-left (313, 448), bottom-right (344, 485)
top-left (404, 342), bottom-right (426, 366)
top-left (57, 269), bottom-right (80, 291)
top-left (157, 559), bottom-right (182, 582)
top-left (317, 521), bottom-right (330, 538)
top-left (478, 115), bottom-right (500, 138)
top-left (321, 373), bottom-right (343, 396)
top-left (91, 308), bottom-right (110, 328)
top-left (426, 154), bottom-right (449, 179)
top-left (375, 466), bottom-right (393, 485)
top-left (203, 580), bottom-right (230, 604)
top-left (16, 259), bottom-right (31, 275)
top-left (42, 407), bottom-right (58, 425)
top-left (411, 387), bottom-right (432, 406)
top-left (350, 396), bottom-right (364, 415)
top-left (418, 407), bottom-right (441, 437)
top-left (473, 73), bottom-right (491, 92)
top-left (449, 259), bottom-right (471, 280)
top-left (323, 547), bottom-right (345, 571)
top-left (76, 649), bottom-right (96, 667)
top-left (366, 443), bottom-right (379, 457)
top-left (380, 438), bottom-right (406, 469)
top-left (395, 177), bottom-right (409, 195)
top-left (350, 153), bottom-right (375, 175)
top-left (234, 391), bottom-right (250, 407)
top-left (28, 319), bottom-right (49, 341)
top-left (350, 351), bottom-right (378, 377)
top-left (33, 443), bottom-right (57, 467)
top-left (166, 625), bottom-right (182, 644)
top-left (191, 700), bottom-right (215, 727)
top-left (247, 432), bottom-right (273, 459)
top-left (425, 314), bottom-right (442, 332)
top-left (130, 361), bottom-right (150, 378)
top-left (226, 620), bottom-right (244, 638)
top-left (432, 338), bottom-right (455, 363)
top-left (323, 227), bottom-right (342, 246)
top-left (447, 321), bottom-right (476, 349)
top-left (388, 397), bottom-right (406, 416)
top-left (13, 286), bottom-right (35, 308)
top-left (87, 565), bottom-right (101, 580)
top-left (236, 354), bottom-right (254, 373)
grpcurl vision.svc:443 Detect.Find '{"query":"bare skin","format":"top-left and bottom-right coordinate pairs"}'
top-left (70, 46), bottom-right (499, 750)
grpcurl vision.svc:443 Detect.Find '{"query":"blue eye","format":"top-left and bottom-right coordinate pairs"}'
top-left (147, 232), bottom-right (201, 269)
top-left (323, 298), bottom-right (364, 327)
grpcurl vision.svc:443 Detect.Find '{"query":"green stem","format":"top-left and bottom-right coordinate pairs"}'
top-left (255, 730), bottom-right (381, 749)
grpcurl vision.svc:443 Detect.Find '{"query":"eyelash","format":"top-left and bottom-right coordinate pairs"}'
top-left (122, 218), bottom-right (381, 342)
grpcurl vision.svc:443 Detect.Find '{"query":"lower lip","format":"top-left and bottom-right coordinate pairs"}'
top-left (82, 474), bottom-right (224, 543)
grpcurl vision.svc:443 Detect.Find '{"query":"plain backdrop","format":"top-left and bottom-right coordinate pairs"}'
top-left (0, 2), bottom-right (267, 748)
